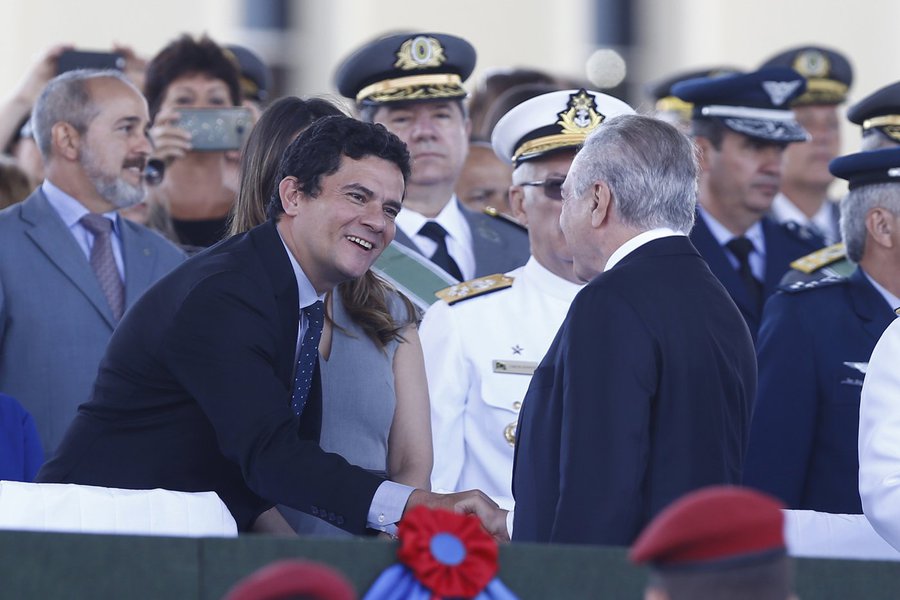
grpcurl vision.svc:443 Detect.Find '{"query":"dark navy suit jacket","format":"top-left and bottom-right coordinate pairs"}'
top-left (743, 268), bottom-right (896, 513)
top-left (38, 220), bottom-right (383, 531)
top-left (689, 214), bottom-right (823, 339)
top-left (511, 235), bottom-right (756, 546)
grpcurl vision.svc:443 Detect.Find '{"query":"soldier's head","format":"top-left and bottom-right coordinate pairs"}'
top-left (760, 46), bottom-right (853, 193)
top-left (630, 486), bottom-right (795, 600)
top-left (335, 33), bottom-right (475, 191)
top-left (674, 67), bottom-right (809, 234)
top-left (832, 148), bottom-right (900, 273)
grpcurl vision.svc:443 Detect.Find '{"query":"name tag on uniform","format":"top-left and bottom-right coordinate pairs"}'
top-left (492, 359), bottom-right (538, 375)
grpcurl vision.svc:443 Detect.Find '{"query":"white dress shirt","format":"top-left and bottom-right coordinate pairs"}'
top-left (277, 230), bottom-right (412, 533)
top-left (395, 196), bottom-right (476, 280)
top-left (771, 192), bottom-right (840, 245)
top-left (698, 208), bottom-right (766, 281)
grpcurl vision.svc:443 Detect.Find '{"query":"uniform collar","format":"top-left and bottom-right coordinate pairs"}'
top-left (861, 268), bottom-right (900, 314)
top-left (698, 206), bottom-right (766, 257)
top-left (523, 257), bottom-right (584, 301)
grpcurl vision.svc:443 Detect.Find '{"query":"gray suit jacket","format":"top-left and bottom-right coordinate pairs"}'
top-left (394, 199), bottom-right (530, 279)
top-left (0, 189), bottom-right (185, 454)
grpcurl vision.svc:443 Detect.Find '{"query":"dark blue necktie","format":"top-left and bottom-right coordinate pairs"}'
top-left (726, 236), bottom-right (763, 313)
top-left (418, 221), bottom-right (464, 281)
top-left (291, 300), bottom-right (325, 416)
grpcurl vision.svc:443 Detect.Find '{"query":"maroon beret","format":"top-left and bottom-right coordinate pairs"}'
top-left (629, 486), bottom-right (785, 568)
top-left (223, 560), bottom-right (357, 600)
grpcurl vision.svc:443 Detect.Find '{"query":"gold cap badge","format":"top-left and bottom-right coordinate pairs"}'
top-left (395, 36), bottom-right (446, 71)
top-left (557, 90), bottom-right (605, 134)
top-left (793, 50), bottom-right (830, 78)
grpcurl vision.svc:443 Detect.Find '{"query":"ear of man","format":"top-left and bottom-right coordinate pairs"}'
top-left (279, 176), bottom-right (304, 216)
top-left (865, 207), bottom-right (896, 249)
top-left (508, 184), bottom-right (528, 225)
top-left (590, 180), bottom-right (611, 229)
top-left (51, 122), bottom-right (81, 162)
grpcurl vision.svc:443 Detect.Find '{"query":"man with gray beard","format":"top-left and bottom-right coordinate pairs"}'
top-left (0, 69), bottom-right (184, 456)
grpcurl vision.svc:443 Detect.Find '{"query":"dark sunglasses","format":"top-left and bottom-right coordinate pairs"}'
top-left (520, 177), bottom-right (565, 200)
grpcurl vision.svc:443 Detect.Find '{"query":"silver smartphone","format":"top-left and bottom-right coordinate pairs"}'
top-left (175, 107), bottom-right (252, 151)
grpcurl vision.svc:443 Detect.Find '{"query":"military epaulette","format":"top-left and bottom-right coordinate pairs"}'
top-left (435, 274), bottom-right (514, 305)
top-left (789, 243), bottom-right (846, 274)
top-left (781, 220), bottom-right (823, 244)
top-left (780, 274), bottom-right (846, 293)
top-left (484, 206), bottom-right (528, 232)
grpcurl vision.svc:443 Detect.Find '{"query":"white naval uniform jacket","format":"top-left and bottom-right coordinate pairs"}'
top-left (420, 257), bottom-right (583, 510)
top-left (859, 317), bottom-right (900, 552)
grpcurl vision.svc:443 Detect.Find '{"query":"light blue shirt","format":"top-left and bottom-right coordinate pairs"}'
top-left (277, 229), bottom-right (413, 534)
top-left (699, 207), bottom-right (766, 281)
top-left (42, 180), bottom-right (125, 280)
top-left (863, 269), bottom-right (900, 314)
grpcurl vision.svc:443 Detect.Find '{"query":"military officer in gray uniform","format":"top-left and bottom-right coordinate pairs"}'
top-left (419, 89), bottom-right (635, 509)
top-left (335, 32), bottom-right (529, 281)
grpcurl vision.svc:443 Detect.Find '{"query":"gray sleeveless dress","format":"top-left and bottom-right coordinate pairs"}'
top-left (279, 289), bottom-right (410, 537)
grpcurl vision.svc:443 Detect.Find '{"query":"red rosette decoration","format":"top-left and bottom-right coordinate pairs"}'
top-left (397, 506), bottom-right (499, 598)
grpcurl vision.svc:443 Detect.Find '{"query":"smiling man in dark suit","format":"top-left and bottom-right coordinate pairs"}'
top-left (511, 114), bottom-right (756, 546)
top-left (38, 115), bottom-right (506, 537)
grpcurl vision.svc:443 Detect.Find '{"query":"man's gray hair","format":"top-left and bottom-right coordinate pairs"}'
top-left (569, 114), bottom-right (698, 233)
top-left (31, 69), bottom-right (136, 159)
top-left (840, 182), bottom-right (900, 262)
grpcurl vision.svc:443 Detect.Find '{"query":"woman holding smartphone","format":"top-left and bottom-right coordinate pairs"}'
top-left (141, 34), bottom-right (244, 250)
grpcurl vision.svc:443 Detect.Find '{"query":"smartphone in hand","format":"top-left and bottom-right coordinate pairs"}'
top-left (175, 108), bottom-right (252, 152)
top-left (57, 50), bottom-right (125, 74)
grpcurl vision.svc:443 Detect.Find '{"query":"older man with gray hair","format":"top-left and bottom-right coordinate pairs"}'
top-left (511, 114), bottom-right (756, 546)
top-left (0, 69), bottom-right (183, 455)
top-left (745, 147), bottom-right (900, 515)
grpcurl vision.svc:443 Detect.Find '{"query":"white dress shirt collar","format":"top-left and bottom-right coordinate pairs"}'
top-left (698, 207), bottom-right (766, 280)
top-left (276, 229), bottom-right (326, 312)
top-left (604, 228), bottom-right (684, 272)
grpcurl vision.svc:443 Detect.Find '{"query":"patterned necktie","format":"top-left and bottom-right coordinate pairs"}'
top-left (418, 221), bottom-right (464, 281)
top-left (291, 300), bottom-right (325, 417)
top-left (726, 236), bottom-right (763, 313)
top-left (79, 213), bottom-right (125, 321)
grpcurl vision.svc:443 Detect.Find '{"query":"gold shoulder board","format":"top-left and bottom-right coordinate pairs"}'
top-left (436, 274), bottom-right (514, 305)
top-left (790, 243), bottom-right (846, 274)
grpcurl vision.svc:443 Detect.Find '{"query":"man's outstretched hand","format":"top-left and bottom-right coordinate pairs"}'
top-left (406, 489), bottom-right (510, 542)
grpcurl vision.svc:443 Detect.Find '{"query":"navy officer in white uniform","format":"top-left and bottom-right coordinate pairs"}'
top-left (419, 89), bottom-right (635, 509)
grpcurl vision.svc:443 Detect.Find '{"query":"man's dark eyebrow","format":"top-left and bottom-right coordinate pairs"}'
top-left (116, 116), bottom-right (142, 127)
top-left (342, 183), bottom-right (374, 198)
